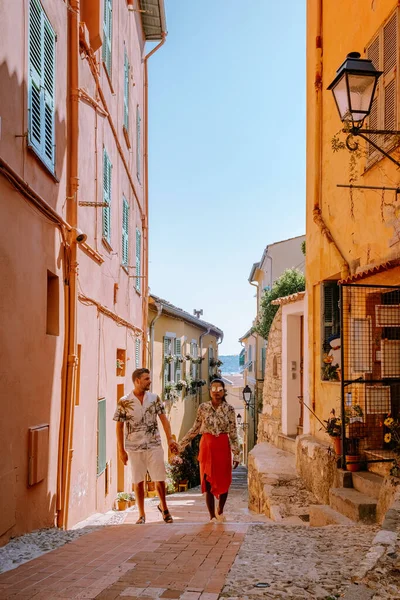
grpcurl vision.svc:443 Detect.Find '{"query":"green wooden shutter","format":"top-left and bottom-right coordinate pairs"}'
top-left (175, 339), bottom-right (182, 383)
top-left (28, 0), bottom-right (55, 172)
top-left (135, 228), bottom-right (141, 291)
top-left (102, 0), bottom-right (112, 76)
top-left (97, 398), bottom-right (106, 475)
top-left (135, 338), bottom-right (140, 369)
top-left (103, 149), bottom-right (112, 243)
top-left (123, 48), bottom-right (129, 130)
top-left (122, 196), bottom-right (129, 266)
top-left (136, 105), bottom-right (141, 182)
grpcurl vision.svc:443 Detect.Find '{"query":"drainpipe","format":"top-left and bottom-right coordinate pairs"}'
top-left (149, 302), bottom-right (163, 381)
top-left (142, 33), bottom-right (167, 366)
top-left (312, 0), bottom-right (349, 279)
top-left (57, 0), bottom-right (80, 529)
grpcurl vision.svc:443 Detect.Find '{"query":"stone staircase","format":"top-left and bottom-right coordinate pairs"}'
top-left (310, 470), bottom-right (384, 527)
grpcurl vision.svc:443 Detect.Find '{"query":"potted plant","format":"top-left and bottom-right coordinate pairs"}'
top-left (164, 354), bottom-right (175, 364)
top-left (322, 409), bottom-right (342, 454)
top-left (383, 416), bottom-right (400, 477)
top-left (128, 492), bottom-right (135, 507)
top-left (116, 492), bottom-right (130, 511)
top-left (210, 358), bottom-right (223, 368)
top-left (176, 379), bottom-right (187, 392)
top-left (344, 404), bottom-right (365, 472)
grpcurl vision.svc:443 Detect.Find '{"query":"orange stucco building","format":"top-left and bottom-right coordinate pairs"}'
top-left (0, 0), bottom-right (166, 544)
top-left (305, 0), bottom-right (400, 479)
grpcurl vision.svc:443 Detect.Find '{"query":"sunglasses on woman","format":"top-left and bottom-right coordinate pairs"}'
top-left (210, 386), bottom-right (224, 393)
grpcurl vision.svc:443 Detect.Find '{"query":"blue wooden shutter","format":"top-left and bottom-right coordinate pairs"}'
top-left (136, 105), bottom-right (141, 182)
top-left (28, 0), bottom-right (55, 171)
top-left (122, 196), bottom-right (129, 266)
top-left (103, 149), bottom-right (112, 243)
top-left (123, 48), bottom-right (129, 130)
top-left (97, 398), bottom-right (106, 475)
top-left (102, 0), bottom-right (112, 76)
top-left (135, 228), bottom-right (141, 291)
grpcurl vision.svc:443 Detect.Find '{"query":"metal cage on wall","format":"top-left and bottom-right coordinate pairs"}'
top-left (340, 284), bottom-right (400, 469)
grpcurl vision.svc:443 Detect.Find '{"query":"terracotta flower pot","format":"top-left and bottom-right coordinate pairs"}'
top-left (117, 499), bottom-right (128, 511)
top-left (346, 455), bottom-right (362, 472)
top-left (331, 436), bottom-right (342, 455)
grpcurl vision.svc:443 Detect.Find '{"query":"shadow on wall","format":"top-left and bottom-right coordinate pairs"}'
top-left (0, 59), bottom-right (67, 545)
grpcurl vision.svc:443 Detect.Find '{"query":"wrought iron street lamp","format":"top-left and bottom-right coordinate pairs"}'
top-left (242, 385), bottom-right (252, 408)
top-left (328, 52), bottom-right (400, 167)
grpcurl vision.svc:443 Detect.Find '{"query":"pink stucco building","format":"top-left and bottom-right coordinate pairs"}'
top-left (0, 0), bottom-right (166, 544)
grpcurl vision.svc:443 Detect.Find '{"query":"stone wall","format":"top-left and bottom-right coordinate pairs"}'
top-left (296, 434), bottom-right (338, 504)
top-left (257, 309), bottom-right (282, 446)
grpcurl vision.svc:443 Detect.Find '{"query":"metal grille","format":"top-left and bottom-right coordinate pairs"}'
top-left (340, 284), bottom-right (400, 467)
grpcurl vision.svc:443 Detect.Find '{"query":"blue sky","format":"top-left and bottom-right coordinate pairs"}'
top-left (147, 0), bottom-right (306, 354)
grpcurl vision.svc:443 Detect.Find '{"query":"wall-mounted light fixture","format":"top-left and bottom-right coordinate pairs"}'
top-left (328, 52), bottom-right (400, 167)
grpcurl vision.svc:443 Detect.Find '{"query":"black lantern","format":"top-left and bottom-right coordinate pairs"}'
top-left (327, 52), bottom-right (382, 127)
top-left (242, 385), bottom-right (252, 408)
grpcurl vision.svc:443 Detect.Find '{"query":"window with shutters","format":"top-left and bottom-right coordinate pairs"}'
top-left (163, 336), bottom-right (175, 388)
top-left (121, 196), bottom-right (129, 268)
top-left (175, 339), bottom-right (182, 384)
top-left (28, 0), bottom-right (56, 173)
top-left (97, 398), bottom-right (106, 475)
top-left (102, 0), bottom-right (113, 78)
top-left (102, 149), bottom-right (112, 245)
top-left (136, 105), bottom-right (141, 183)
top-left (366, 9), bottom-right (399, 163)
top-left (135, 228), bottom-right (141, 292)
top-left (123, 48), bottom-right (129, 132)
top-left (208, 346), bottom-right (214, 379)
top-left (190, 341), bottom-right (198, 379)
top-left (135, 339), bottom-right (141, 369)
top-left (321, 281), bottom-right (341, 375)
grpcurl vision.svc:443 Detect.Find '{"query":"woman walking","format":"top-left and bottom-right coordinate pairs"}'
top-left (179, 379), bottom-right (240, 522)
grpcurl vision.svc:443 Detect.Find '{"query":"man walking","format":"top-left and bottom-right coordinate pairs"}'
top-left (114, 368), bottom-right (178, 524)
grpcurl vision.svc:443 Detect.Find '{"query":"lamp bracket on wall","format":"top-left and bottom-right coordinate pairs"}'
top-left (344, 127), bottom-right (400, 168)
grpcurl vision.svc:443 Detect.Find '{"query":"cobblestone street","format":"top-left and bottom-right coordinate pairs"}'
top-left (0, 467), bottom-right (398, 599)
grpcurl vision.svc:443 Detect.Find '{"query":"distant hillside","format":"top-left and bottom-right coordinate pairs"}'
top-left (219, 355), bottom-right (240, 374)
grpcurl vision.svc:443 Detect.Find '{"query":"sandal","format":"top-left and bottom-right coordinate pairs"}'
top-left (157, 504), bottom-right (173, 523)
top-left (136, 516), bottom-right (145, 524)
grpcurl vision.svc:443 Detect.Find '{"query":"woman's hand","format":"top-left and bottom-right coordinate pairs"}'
top-left (233, 461), bottom-right (239, 469)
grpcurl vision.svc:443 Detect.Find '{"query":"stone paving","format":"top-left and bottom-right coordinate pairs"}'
top-left (0, 465), bottom-right (398, 599)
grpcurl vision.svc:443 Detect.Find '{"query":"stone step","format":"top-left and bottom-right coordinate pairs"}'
top-left (277, 434), bottom-right (296, 454)
top-left (352, 471), bottom-right (384, 500)
top-left (329, 488), bottom-right (377, 523)
top-left (309, 504), bottom-right (355, 527)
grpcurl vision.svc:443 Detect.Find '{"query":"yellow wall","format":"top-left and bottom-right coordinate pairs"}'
top-left (306, 0), bottom-right (400, 438)
top-left (148, 307), bottom-right (220, 459)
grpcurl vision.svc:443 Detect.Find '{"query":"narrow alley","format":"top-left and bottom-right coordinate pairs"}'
top-left (0, 466), bottom-right (398, 600)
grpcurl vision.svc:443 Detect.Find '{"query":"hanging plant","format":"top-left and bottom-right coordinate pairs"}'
top-left (164, 382), bottom-right (179, 403)
top-left (185, 354), bottom-right (204, 364)
top-left (176, 379), bottom-right (188, 391)
top-left (164, 354), bottom-right (175, 364)
top-left (176, 356), bottom-right (185, 364)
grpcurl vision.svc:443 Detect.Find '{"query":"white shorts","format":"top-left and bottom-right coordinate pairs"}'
top-left (127, 447), bottom-right (166, 484)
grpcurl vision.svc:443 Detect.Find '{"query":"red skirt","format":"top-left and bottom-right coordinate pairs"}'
top-left (198, 433), bottom-right (232, 498)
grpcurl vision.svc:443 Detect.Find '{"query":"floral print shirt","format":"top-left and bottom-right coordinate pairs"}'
top-left (179, 400), bottom-right (240, 461)
top-left (113, 391), bottom-right (165, 451)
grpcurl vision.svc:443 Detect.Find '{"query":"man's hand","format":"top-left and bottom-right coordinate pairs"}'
top-left (168, 439), bottom-right (179, 454)
top-left (233, 461), bottom-right (239, 470)
top-left (119, 449), bottom-right (128, 465)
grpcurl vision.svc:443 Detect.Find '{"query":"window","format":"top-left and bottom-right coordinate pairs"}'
top-left (322, 281), bottom-right (341, 354)
top-left (46, 270), bottom-right (59, 335)
top-left (135, 338), bottom-right (141, 369)
top-left (28, 0), bottom-right (56, 172)
top-left (97, 398), bottom-right (106, 475)
top-left (163, 336), bottom-right (175, 387)
top-left (121, 196), bottom-right (129, 267)
top-left (102, 0), bottom-right (113, 77)
top-left (103, 149), bottom-right (112, 244)
top-left (366, 10), bottom-right (398, 160)
top-left (208, 346), bottom-right (214, 379)
top-left (136, 105), bottom-right (141, 182)
top-left (135, 228), bottom-right (141, 292)
top-left (175, 339), bottom-right (182, 383)
top-left (116, 348), bottom-right (126, 376)
top-left (123, 48), bottom-right (129, 131)
top-left (261, 347), bottom-right (266, 379)
top-left (190, 341), bottom-right (198, 379)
